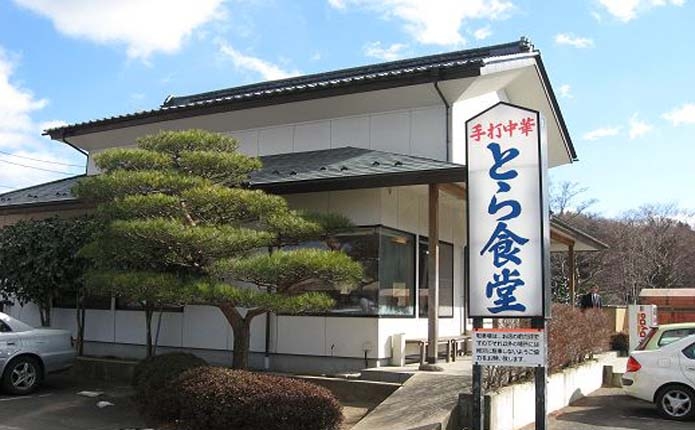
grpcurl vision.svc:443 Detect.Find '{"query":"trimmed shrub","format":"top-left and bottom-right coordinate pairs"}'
top-left (172, 366), bottom-right (343, 430)
top-left (548, 304), bottom-right (612, 372)
top-left (610, 332), bottom-right (629, 354)
top-left (132, 352), bottom-right (207, 420)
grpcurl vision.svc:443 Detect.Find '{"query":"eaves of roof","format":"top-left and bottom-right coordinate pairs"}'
top-left (550, 216), bottom-right (609, 251)
top-left (45, 39), bottom-right (533, 140)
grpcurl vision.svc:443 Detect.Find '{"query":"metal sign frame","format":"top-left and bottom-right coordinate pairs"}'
top-left (465, 101), bottom-right (550, 319)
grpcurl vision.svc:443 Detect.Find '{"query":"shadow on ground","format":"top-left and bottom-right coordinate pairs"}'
top-left (551, 391), bottom-right (694, 430)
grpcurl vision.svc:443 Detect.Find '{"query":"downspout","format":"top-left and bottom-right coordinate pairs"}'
top-left (433, 81), bottom-right (451, 161)
top-left (61, 136), bottom-right (89, 175)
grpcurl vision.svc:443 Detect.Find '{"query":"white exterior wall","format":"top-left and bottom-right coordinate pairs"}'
top-left (4, 185), bottom-right (467, 361)
top-left (87, 105), bottom-right (446, 175)
top-left (231, 105), bottom-right (446, 159)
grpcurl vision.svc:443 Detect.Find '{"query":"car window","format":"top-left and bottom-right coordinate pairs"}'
top-left (683, 343), bottom-right (695, 360)
top-left (658, 328), bottom-right (695, 347)
top-left (0, 320), bottom-right (11, 333)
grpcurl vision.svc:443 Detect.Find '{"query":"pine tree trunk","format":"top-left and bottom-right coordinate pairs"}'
top-left (75, 293), bottom-right (85, 356)
top-left (232, 319), bottom-right (251, 369)
top-left (40, 304), bottom-right (51, 327)
top-left (144, 305), bottom-right (154, 358)
top-left (219, 303), bottom-right (264, 370)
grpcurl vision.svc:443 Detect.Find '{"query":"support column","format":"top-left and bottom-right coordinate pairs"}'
top-left (568, 243), bottom-right (575, 306)
top-left (426, 183), bottom-right (440, 364)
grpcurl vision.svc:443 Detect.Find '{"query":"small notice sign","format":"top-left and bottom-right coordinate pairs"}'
top-left (472, 328), bottom-right (546, 367)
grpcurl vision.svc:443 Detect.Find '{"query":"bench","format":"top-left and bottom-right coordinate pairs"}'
top-left (405, 335), bottom-right (471, 365)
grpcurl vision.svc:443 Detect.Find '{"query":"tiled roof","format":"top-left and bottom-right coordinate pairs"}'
top-left (0, 175), bottom-right (84, 208)
top-left (45, 39), bottom-right (533, 139)
top-left (250, 147), bottom-right (465, 192)
top-left (162, 40), bottom-right (531, 108)
top-left (0, 148), bottom-right (465, 209)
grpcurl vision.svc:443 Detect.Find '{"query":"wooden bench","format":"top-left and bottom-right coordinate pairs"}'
top-left (405, 335), bottom-right (470, 365)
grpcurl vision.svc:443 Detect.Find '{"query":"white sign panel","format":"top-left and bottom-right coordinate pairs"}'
top-left (472, 328), bottom-right (546, 367)
top-left (466, 102), bottom-right (549, 317)
top-left (628, 304), bottom-right (658, 351)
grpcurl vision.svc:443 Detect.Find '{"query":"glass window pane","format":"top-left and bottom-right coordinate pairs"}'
top-left (419, 240), bottom-right (454, 317)
top-left (378, 229), bottom-right (415, 316)
top-left (658, 329), bottom-right (695, 347)
top-left (683, 343), bottom-right (695, 360)
top-left (281, 227), bottom-right (415, 317)
top-left (287, 228), bottom-right (381, 316)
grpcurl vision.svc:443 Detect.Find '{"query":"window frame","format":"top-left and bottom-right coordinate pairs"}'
top-left (278, 224), bottom-right (417, 319)
top-left (417, 237), bottom-right (455, 319)
top-left (657, 328), bottom-right (695, 347)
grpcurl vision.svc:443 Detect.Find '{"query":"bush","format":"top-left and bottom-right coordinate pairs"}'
top-left (610, 332), bottom-right (629, 354)
top-left (132, 352), bottom-right (207, 420)
top-left (172, 367), bottom-right (343, 430)
top-left (548, 304), bottom-right (612, 372)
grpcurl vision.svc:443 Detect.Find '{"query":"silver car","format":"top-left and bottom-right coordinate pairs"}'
top-left (0, 312), bottom-right (75, 394)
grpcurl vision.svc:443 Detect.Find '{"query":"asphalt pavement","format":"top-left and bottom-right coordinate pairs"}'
top-left (522, 387), bottom-right (694, 430)
top-left (0, 373), bottom-right (146, 430)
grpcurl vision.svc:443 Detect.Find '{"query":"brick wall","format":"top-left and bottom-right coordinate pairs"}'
top-left (640, 294), bottom-right (695, 324)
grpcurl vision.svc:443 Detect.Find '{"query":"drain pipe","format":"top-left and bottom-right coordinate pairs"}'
top-left (433, 81), bottom-right (451, 161)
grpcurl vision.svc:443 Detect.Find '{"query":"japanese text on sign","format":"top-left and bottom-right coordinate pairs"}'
top-left (466, 103), bottom-right (549, 318)
top-left (472, 328), bottom-right (546, 367)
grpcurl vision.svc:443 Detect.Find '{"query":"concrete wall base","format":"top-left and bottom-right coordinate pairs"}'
top-left (81, 341), bottom-right (387, 375)
top-left (459, 353), bottom-right (616, 430)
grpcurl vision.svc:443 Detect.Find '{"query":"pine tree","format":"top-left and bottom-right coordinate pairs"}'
top-left (74, 130), bottom-right (362, 366)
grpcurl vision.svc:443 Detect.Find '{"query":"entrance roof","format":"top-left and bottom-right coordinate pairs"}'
top-left (550, 216), bottom-right (609, 252)
top-left (0, 147), bottom-right (465, 210)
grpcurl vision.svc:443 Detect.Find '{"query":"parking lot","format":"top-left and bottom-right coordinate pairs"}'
top-left (0, 373), bottom-right (145, 430)
top-left (523, 387), bottom-right (694, 430)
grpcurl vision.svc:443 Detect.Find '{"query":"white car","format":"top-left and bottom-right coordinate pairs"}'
top-left (622, 333), bottom-right (695, 421)
top-left (0, 312), bottom-right (76, 394)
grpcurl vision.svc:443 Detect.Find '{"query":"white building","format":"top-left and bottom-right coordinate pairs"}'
top-left (0, 39), bottom-right (606, 373)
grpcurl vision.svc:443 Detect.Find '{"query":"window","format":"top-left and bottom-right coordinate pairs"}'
top-left (288, 226), bottom-right (416, 317)
top-left (683, 342), bottom-right (695, 360)
top-left (0, 320), bottom-right (11, 333)
top-left (658, 328), bottom-right (695, 347)
top-left (418, 239), bottom-right (454, 318)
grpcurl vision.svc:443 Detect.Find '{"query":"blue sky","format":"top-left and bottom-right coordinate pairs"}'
top-left (0, 0), bottom-right (693, 220)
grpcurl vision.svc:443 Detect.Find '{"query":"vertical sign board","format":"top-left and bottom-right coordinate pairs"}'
top-left (628, 304), bottom-right (658, 351)
top-left (466, 102), bottom-right (550, 318)
top-left (466, 102), bottom-right (550, 430)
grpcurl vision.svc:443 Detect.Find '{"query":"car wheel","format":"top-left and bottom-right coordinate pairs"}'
top-left (656, 384), bottom-right (695, 421)
top-left (2, 356), bottom-right (43, 395)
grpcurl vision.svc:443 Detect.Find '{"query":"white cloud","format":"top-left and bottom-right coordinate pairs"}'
top-left (0, 48), bottom-right (84, 190)
top-left (38, 120), bottom-right (67, 133)
top-left (662, 103), bottom-right (695, 125)
top-left (598, 0), bottom-right (685, 22)
top-left (364, 42), bottom-right (409, 61)
top-left (473, 26), bottom-right (493, 40)
top-left (583, 126), bottom-right (621, 141)
top-left (328, 0), bottom-right (514, 46)
top-left (628, 113), bottom-right (653, 139)
top-left (554, 33), bottom-right (594, 48)
top-left (558, 84), bottom-right (573, 99)
top-left (12, 0), bottom-right (225, 60)
top-left (218, 42), bottom-right (300, 81)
